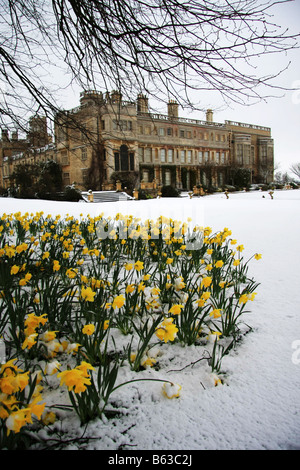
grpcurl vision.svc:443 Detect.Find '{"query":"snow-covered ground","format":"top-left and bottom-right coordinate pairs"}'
top-left (1, 189), bottom-right (300, 451)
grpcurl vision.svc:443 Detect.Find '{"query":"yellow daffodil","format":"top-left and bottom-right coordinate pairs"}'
top-left (57, 367), bottom-right (92, 394)
top-left (215, 260), bottom-right (224, 268)
top-left (162, 382), bottom-right (182, 399)
top-left (112, 295), bottom-right (125, 309)
top-left (125, 284), bottom-right (135, 294)
top-left (10, 265), bottom-right (20, 275)
top-left (134, 260), bottom-right (144, 271)
top-left (210, 308), bottom-right (222, 319)
top-left (156, 318), bottom-right (178, 343)
top-left (81, 286), bottom-right (96, 302)
top-left (82, 324), bottom-right (95, 335)
top-left (124, 263), bottom-right (133, 271)
top-left (22, 333), bottom-right (38, 350)
top-left (53, 260), bottom-right (61, 272)
top-left (169, 304), bottom-right (184, 315)
top-left (239, 294), bottom-right (249, 304)
top-left (201, 276), bottom-right (212, 289)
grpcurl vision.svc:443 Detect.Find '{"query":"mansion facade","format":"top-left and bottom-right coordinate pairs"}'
top-left (0, 90), bottom-right (274, 192)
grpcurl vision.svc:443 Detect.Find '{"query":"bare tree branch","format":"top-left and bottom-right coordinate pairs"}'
top-left (0, 0), bottom-right (299, 131)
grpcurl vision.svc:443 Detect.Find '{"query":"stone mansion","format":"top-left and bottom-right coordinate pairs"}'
top-left (0, 90), bottom-right (274, 192)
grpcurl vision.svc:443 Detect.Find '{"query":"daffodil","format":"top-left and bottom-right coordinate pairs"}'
top-left (134, 260), bottom-right (144, 271)
top-left (215, 260), bottom-right (224, 268)
top-left (6, 408), bottom-right (31, 434)
top-left (42, 411), bottom-right (56, 425)
top-left (10, 265), bottom-right (20, 275)
top-left (112, 295), bottom-right (125, 309)
top-left (82, 324), bottom-right (95, 335)
top-left (162, 382), bottom-right (182, 399)
top-left (53, 260), bottom-right (61, 271)
top-left (169, 304), bottom-right (184, 315)
top-left (239, 294), bottom-right (249, 304)
top-left (81, 286), bottom-right (96, 302)
top-left (125, 284), bottom-right (135, 294)
top-left (201, 276), bottom-right (212, 289)
top-left (57, 367), bottom-right (92, 394)
top-left (124, 263), bottom-right (133, 271)
top-left (156, 318), bottom-right (178, 343)
top-left (44, 360), bottom-right (61, 375)
top-left (22, 333), bottom-right (38, 350)
top-left (254, 253), bottom-right (262, 260)
top-left (210, 308), bottom-right (222, 319)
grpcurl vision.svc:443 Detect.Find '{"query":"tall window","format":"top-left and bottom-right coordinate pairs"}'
top-left (160, 148), bottom-right (166, 162)
top-left (81, 147), bottom-right (87, 161)
top-left (168, 149), bottom-right (173, 162)
top-left (114, 145), bottom-right (135, 171)
top-left (145, 148), bottom-right (152, 163)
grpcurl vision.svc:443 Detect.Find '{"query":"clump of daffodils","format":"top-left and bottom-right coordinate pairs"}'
top-left (0, 359), bottom-right (46, 438)
top-left (0, 210), bottom-right (261, 448)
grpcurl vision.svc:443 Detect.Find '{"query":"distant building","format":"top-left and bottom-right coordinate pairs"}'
top-left (0, 91), bottom-right (274, 191)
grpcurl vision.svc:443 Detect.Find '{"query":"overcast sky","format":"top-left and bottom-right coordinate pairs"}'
top-left (57, 0), bottom-right (300, 176)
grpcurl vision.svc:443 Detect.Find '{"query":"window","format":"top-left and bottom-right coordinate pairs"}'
top-left (159, 128), bottom-right (165, 136)
top-left (142, 170), bottom-right (149, 182)
top-left (198, 151), bottom-right (203, 163)
top-left (82, 168), bottom-right (89, 185)
top-left (187, 150), bottom-right (192, 163)
top-left (114, 145), bottom-right (135, 171)
top-left (165, 170), bottom-right (171, 186)
top-left (145, 126), bottom-right (151, 135)
top-left (204, 151), bottom-right (209, 163)
top-left (145, 148), bottom-right (152, 163)
top-left (216, 152), bottom-right (220, 164)
top-left (138, 147), bottom-right (144, 161)
top-left (63, 172), bottom-right (70, 185)
top-left (237, 144), bottom-right (243, 164)
top-left (168, 149), bottom-right (173, 163)
top-left (113, 120), bottom-right (132, 131)
top-left (160, 148), bottom-right (166, 162)
top-left (81, 147), bottom-right (87, 161)
top-left (180, 130), bottom-right (185, 138)
top-left (114, 152), bottom-right (120, 171)
top-left (167, 128), bottom-right (173, 136)
top-left (181, 150), bottom-right (185, 163)
top-left (61, 150), bottom-right (69, 165)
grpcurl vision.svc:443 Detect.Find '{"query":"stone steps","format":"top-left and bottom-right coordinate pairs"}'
top-left (81, 191), bottom-right (134, 203)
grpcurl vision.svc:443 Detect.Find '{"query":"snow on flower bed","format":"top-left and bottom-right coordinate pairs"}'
top-left (0, 189), bottom-right (300, 450)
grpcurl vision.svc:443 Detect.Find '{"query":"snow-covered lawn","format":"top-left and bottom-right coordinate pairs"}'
top-left (0, 189), bottom-right (299, 450)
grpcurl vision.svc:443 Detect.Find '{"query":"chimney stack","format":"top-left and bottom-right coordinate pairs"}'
top-left (137, 94), bottom-right (149, 113)
top-left (168, 100), bottom-right (179, 119)
top-left (206, 109), bottom-right (213, 123)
